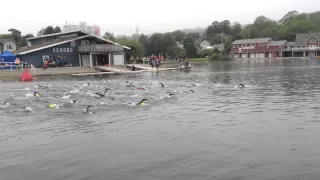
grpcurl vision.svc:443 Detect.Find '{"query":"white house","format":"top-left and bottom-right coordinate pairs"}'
top-left (0, 38), bottom-right (16, 52)
top-left (200, 40), bottom-right (210, 50)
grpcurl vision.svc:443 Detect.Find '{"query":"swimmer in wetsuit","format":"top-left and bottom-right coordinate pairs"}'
top-left (137, 99), bottom-right (148, 106)
top-left (34, 92), bottom-right (40, 97)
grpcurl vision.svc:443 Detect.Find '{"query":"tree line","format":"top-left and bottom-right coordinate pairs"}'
top-left (110, 10), bottom-right (320, 59)
top-left (2, 10), bottom-right (320, 59)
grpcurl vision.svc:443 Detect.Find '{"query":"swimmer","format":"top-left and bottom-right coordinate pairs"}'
top-left (48, 103), bottom-right (59, 109)
top-left (34, 92), bottom-right (40, 97)
top-left (160, 83), bottom-right (165, 88)
top-left (84, 105), bottom-right (93, 114)
top-left (238, 84), bottom-right (245, 88)
top-left (136, 86), bottom-right (145, 90)
top-left (105, 88), bottom-right (110, 94)
top-left (137, 99), bottom-right (148, 106)
top-left (189, 90), bottom-right (195, 93)
top-left (37, 85), bottom-right (47, 89)
top-left (94, 93), bottom-right (105, 97)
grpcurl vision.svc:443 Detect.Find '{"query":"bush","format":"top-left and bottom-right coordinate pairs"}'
top-left (209, 53), bottom-right (219, 60)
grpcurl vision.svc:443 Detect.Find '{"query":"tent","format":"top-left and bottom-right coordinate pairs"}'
top-left (0, 50), bottom-right (16, 62)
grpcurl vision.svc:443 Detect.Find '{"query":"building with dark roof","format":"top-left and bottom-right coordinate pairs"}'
top-left (231, 38), bottom-right (286, 59)
top-left (231, 32), bottom-right (320, 59)
top-left (13, 31), bottom-right (130, 67)
top-left (291, 33), bottom-right (320, 58)
top-left (0, 38), bottom-right (16, 53)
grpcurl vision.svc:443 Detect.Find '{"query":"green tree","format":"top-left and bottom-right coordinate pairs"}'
top-left (138, 33), bottom-right (148, 56)
top-left (43, 26), bottom-right (54, 35)
top-left (172, 30), bottom-right (185, 42)
top-left (183, 38), bottom-right (197, 58)
top-left (116, 39), bottom-right (142, 57)
top-left (8, 29), bottom-right (22, 47)
top-left (232, 22), bottom-right (242, 35)
top-left (103, 31), bottom-right (116, 41)
top-left (53, 26), bottom-right (62, 33)
top-left (21, 33), bottom-right (34, 47)
top-left (146, 33), bottom-right (163, 55)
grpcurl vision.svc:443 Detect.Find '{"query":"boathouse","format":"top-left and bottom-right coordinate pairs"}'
top-left (231, 38), bottom-right (288, 59)
top-left (12, 31), bottom-right (130, 67)
top-left (290, 33), bottom-right (320, 58)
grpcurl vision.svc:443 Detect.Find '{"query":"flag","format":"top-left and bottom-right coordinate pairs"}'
top-left (93, 25), bottom-right (98, 36)
top-left (64, 21), bottom-right (68, 30)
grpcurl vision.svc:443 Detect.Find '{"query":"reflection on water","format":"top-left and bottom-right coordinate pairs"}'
top-left (1, 59), bottom-right (320, 180)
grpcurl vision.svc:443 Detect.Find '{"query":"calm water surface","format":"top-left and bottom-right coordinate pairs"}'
top-left (1, 59), bottom-right (320, 180)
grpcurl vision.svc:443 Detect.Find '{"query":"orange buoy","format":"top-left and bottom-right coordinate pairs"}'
top-left (20, 69), bottom-right (33, 82)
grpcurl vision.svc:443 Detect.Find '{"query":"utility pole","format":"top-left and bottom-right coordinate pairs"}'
top-left (222, 29), bottom-right (224, 44)
top-left (135, 26), bottom-right (140, 42)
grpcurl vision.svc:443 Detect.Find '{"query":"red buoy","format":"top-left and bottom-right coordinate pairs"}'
top-left (20, 70), bottom-right (33, 82)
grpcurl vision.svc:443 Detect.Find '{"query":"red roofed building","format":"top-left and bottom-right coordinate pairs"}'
top-left (231, 38), bottom-right (287, 59)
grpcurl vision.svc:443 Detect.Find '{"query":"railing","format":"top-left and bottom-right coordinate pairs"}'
top-left (30, 64), bottom-right (36, 75)
top-left (0, 62), bottom-right (23, 71)
top-left (292, 47), bottom-right (320, 51)
top-left (78, 44), bottom-right (124, 53)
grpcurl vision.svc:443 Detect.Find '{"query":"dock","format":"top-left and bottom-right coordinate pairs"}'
top-left (70, 72), bottom-right (115, 76)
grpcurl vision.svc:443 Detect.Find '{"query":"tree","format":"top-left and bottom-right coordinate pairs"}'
top-left (172, 30), bottom-right (185, 42)
top-left (53, 26), bottom-right (62, 33)
top-left (103, 31), bottom-right (116, 41)
top-left (8, 29), bottom-right (22, 47)
top-left (37, 28), bottom-right (45, 36)
top-left (138, 33), bottom-right (148, 56)
top-left (162, 32), bottom-right (176, 54)
top-left (116, 39), bottom-right (142, 57)
top-left (279, 10), bottom-right (298, 24)
top-left (146, 33), bottom-right (163, 55)
top-left (21, 33), bottom-right (34, 47)
top-left (43, 26), bottom-right (54, 35)
top-left (186, 32), bottom-right (201, 41)
top-left (183, 38), bottom-right (197, 58)
top-left (232, 22), bottom-right (242, 35)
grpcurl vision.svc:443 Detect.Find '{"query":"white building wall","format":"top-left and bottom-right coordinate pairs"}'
top-left (3, 41), bottom-right (16, 52)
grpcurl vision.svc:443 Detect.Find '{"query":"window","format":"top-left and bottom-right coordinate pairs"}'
top-left (71, 41), bottom-right (75, 47)
top-left (6, 44), bottom-right (12, 49)
top-left (242, 44), bottom-right (246, 47)
top-left (260, 43), bottom-right (264, 46)
top-left (309, 38), bottom-right (317, 44)
top-left (42, 55), bottom-right (49, 63)
top-left (234, 45), bottom-right (238, 48)
top-left (41, 38), bottom-right (46, 42)
top-left (54, 36), bottom-right (59, 40)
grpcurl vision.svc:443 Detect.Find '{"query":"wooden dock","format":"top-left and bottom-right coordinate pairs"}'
top-left (70, 72), bottom-right (115, 76)
top-left (126, 64), bottom-right (153, 71)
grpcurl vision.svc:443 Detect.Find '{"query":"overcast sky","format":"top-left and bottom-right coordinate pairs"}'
top-left (1, 0), bottom-right (319, 36)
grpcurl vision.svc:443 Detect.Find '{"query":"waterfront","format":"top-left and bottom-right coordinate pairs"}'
top-left (1, 59), bottom-right (320, 180)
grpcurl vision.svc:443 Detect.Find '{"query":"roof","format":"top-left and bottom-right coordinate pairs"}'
top-left (13, 34), bottom-right (131, 55)
top-left (211, 44), bottom-right (224, 49)
top-left (295, 33), bottom-right (320, 45)
top-left (0, 38), bottom-right (15, 44)
top-left (27, 30), bottom-right (82, 40)
top-left (285, 42), bottom-right (295, 46)
top-left (267, 40), bottom-right (287, 46)
top-left (232, 38), bottom-right (271, 45)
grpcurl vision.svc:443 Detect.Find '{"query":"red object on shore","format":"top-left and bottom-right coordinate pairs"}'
top-left (20, 70), bottom-right (33, 82)
top-left (136, 87), bottom-right (145, 90)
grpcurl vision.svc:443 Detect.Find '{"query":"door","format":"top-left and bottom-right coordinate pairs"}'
top-left (82, 55), bottom-right (90, 67)
top-left (258, 53), bottom-right (264, 58)
top-left (113, 55), bottom-right (123, 65)
top-left (250, 53), bottom-right (255, 59)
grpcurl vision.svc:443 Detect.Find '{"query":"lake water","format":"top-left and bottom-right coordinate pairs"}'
top-left (1, 59), bottom-right (320, 180)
